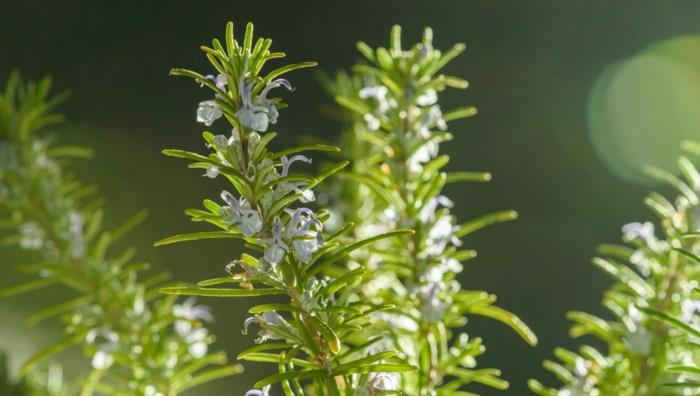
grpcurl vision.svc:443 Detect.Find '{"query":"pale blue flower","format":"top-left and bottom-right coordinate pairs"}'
top-left (173, 297), bottom-right (213, 336)
top-left (279, 155), bottom-right (315, 203)
top-left (220, 191), bottom-right (262, 237)
top-left (236, 75), bottom-right (293, 132)
top-left (204, 134), bottom-right (236, 178)
top-left (204, 166), bottom-right (220, 178)
top-left (261, 217), bottom-right (288, 267)
top-left (286, 208), bottom-right (323, 263)
top-left (243, 311), bottom-right (289, 343)
top-left (202, 73), bottom-right (228, 91)
top-left (197, 100), bottom-right (223, 126)
top-left (622, 222), bottom-right (655, 245)
top-left (623, 221), bottom-right (666, 254)
top-left (245, 385), bottom-right (271, 396)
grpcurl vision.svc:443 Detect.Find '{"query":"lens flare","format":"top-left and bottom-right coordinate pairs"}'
top-left (588, 35), bottom-right (700, 185)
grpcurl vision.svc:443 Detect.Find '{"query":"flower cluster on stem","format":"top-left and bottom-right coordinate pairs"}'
top-left (530, 142), bottom-right (700, 395)
top-left (160, 22), bottom-right (416, 395)
top-left (326, 26), bottom-right (537, 394)
top-left (0, 72), bottom-right (237, 395)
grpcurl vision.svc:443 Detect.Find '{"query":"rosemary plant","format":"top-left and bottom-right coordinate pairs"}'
top-left (159, 22), bottom-right (415, 395)
top-left (0, 73), bottom-right (237, 395)
top-left (529, 141), bottom-right (700, 395)
top-left (325, 26), bottom-right (538, 394)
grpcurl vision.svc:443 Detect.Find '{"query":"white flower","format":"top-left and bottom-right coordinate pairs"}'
top-left (622, 222), bottom-right (658, 249)
top-left (144, 385), bottom-right (164, 396)
top-left (422, 258), bottom-right (462, 283)
top-left (86, 327), bottom-right (119, 345)
top-left (173, 297), bottom-right (213, 336)
top-left (67, 211), bottom-right (85, 258)
top-left (625, 305), bottom-right (652, 355)
top-left (365, 372), bottom-right (399, 395)
top-left (261, 217), bottom-right (288, 267)
top-left (408, 140), bottom-right (439, 172)
top-left (184, 328), bottom-right (209, 358)
top-left (573, 358), bottom-right (588, 378)
top-left (418, 282), bottom-right (446, 322)
top-left (19, 222), bottom-right (45, 250)
top-left (359, 85), bottom-right (394, 113)
top-left (86, 327), bottom-right (119, 370)
top-left (425, 215), bottom-right (461, 256)
top-left (196, 100), bottom-right (223, 126)
top-left (363, 113), bottom-right (380, 131)
top-left (426, 105), bottom-right (447, 131)
top-left (91, 349), bottom-right (114, 370)
top-left (245, 385), bottom-right (271, 396)
top-left (418, 195), bottom-right (454, 223)
top-left (286, 208), bottom-right (324, 263)
top-left (682, 299), bottom-right (700, 323)
top-left (220, 191), bottom-right (263, 237)
top-left (236, 75), bottom-right (293, 132)
top-left (416, 89), bottom-right (437, 106)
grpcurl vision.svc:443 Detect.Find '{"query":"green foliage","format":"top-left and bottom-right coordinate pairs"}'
top-left (0, 72), bottom-right (238, 395)
top-left (529, 142), bottom-right (700, 395)
top-left (160, 22), bottom-right (415, 394)
top-left (324, 25), bottom-right (536, 394)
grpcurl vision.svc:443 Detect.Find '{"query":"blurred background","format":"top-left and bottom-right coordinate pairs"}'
top-left (2, 0), bottom-right (700, 394)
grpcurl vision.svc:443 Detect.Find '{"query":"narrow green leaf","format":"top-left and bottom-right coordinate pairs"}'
top-left (254, 369), bottom-right (327, 388)
top-left (639, 307), bottom-right (700, 338)
top-left (26, 294), bottom-right (94, 327)
top-left (160, 286), bottom-right (284, 297)
top-left (306, 230), bottom-right (413, 275)
top-left (173, 364), bottom-right (243, 393)
top-left (469, 305), bottom-right (538, 346)
top-left (47, 146), bottom-right (93, 158)
top-left (442, 106), bottom-right (478, 123)
top-left (249, 304), bottom-right (304, 314)
top-left (455, 210), bottom-right (518, 238)
top-left (197, 277), bottom-right (237, 287)
top-left (0, 278), bottom-right (57, 299)
top-left (274, 144), bottom-right (340, 159)
top-left (21, 330), bottom-right (87, 374)
top-left (446, 171), bottom-right (492, 183)
top-left (154, 231), bottom-right (242, 247)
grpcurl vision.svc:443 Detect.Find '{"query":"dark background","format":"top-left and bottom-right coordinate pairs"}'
top-left (2, 1), bottom-right (700, 394)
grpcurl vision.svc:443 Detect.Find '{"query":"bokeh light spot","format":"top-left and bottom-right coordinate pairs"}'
top-left (588, 35), bottom-right (700, 185)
